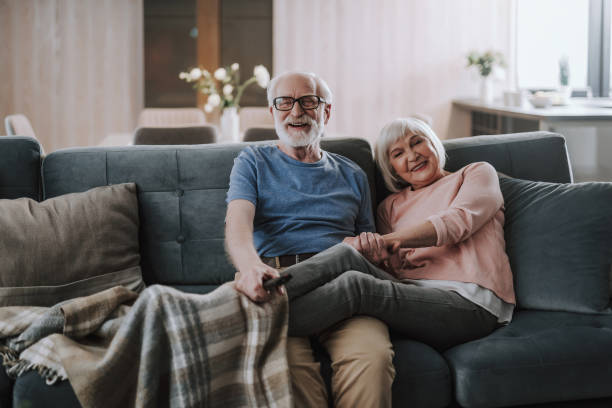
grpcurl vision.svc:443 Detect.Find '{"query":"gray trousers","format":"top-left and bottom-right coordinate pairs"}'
top-left (284, 243), bottom-right (498, 350)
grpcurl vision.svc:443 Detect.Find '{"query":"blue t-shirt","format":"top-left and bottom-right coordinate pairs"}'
top-left (226, 145), bottom-right (375, 257)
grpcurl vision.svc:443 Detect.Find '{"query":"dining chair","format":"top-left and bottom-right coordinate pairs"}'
top-left (4, 114), bottom-right (45, 154)
top-left (132, 126), bottom-right (218, 145)
top-left (4, 114), bottom-right (36, 138)
top-left (137, 108), bottom-right (206, 127)
top-left (239, 107), bottom-right (274, 132)
top-left (242, 127), bottom-right (278, 142)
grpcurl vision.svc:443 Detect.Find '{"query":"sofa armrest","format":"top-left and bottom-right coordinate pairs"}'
top-left (0, 136), bottom-right (42, 200)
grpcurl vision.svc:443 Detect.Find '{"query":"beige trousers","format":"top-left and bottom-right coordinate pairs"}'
top-left (287, 316), bottom-right (395, 408)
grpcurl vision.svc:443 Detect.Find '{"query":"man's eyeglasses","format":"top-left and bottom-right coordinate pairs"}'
top-left (273, 95), bottom-right (326, 111)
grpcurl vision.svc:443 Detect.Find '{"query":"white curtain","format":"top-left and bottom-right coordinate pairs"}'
top-left (274, 0), bottom-right (513, 142)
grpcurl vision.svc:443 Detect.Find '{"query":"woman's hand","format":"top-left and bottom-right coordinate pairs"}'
top-left (382, 221), bottom-right (438, 250)
top-left (344, 232), bottom-right (391, 265)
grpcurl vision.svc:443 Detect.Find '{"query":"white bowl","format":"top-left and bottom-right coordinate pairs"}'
top-left (530, 95), bottom-right (553, 108)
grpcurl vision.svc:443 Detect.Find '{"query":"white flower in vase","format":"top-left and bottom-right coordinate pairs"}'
top-left (254, 65), bottom-right (270, 87)
top-left (223, 84), bottom-right (234, 96)
top-left (207, 93), bottom-right (221, 107)
top-left (214, 68), bottom-right (227, 81)
top-left (179, 62), bottom-right (271, 121)
top-left (189, 68), bottom-right (202, 80)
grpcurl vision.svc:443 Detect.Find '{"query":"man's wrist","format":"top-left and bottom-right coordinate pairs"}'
top-left (234, 255), bottom-right (266, 273)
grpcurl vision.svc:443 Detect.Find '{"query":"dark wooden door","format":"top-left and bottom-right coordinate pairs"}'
top-left (144, 0), bottom-right (272, 108)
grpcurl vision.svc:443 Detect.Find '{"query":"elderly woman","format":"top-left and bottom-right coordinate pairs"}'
top-left (282, 118), bottom-right (516, 350)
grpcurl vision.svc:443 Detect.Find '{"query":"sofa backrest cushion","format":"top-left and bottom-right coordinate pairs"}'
top-left (42, 138), bottom-right (375, 293)
top-left (444, 131), bottom-right (572, 182)
top-left (0, 136), bottom-right (41, 200)
top-left (500, 176), bottom-right (612, 313)
top-left (0, 183), bottom-right (144, 306)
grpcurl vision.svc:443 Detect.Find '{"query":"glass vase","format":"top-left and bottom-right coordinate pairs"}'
top-left (221, 107), bottom-right (240, 143)
top-left (480, 76), bottom-right (493, 104)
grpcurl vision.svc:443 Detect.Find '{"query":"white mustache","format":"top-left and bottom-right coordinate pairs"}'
top-left (283, 115), bottom-right (315, 127)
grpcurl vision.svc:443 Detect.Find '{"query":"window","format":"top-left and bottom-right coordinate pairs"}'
top-left (516, 0), bottom-right (589, 90)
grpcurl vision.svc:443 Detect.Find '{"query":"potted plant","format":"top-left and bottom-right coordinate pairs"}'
top-left (558, 56), bottom-right (571, 104)
top-left (467, 51), bottom-right (506, 104)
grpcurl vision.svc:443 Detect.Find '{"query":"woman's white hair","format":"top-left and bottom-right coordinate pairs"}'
top-left (266, 71), bottom-right (333, 106)
top-left (375, 118), bottom-right (446, 192)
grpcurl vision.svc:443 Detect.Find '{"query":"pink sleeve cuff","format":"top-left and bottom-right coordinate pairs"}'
top-left (427, 214), bottom-right (447, 247)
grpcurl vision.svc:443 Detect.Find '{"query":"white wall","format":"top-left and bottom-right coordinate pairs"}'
top-left (273, 0), bottom-right (513, 142)
top-left (0, 0), bottom-right (144, 152)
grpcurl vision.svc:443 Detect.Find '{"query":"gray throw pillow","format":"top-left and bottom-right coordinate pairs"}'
top-left (0, 183), bottom-right (145, 306)
top-left (500, 177), bottom-right (612, 313)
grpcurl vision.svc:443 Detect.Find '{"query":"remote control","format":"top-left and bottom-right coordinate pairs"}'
top-left (263, 273), bottom-right (292, 291)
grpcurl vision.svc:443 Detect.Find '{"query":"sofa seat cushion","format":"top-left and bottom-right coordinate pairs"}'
top-left (0, 365), bottom-right (12, 408)
top-left (391, 336), bottom-right (452, 407)
top-left (13, 372), bottom-right (80, 408)
top-left (444, 310), bottom-right (612, 408)
top-left (10, 337), bottom-right (452, 408)
top-left (314, 334), bottom-right (451, 408)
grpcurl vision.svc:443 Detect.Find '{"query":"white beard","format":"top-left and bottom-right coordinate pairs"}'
top-left (275, 114), bottom-right (325, 147)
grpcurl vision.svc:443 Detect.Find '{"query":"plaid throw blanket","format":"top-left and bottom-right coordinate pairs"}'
top-left (0, 284), bottom-right (291, 408)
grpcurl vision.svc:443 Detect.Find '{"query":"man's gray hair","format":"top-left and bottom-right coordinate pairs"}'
top-left (375, 118), bottom-right (447, 193)
top-left (266, 71), bottom-right (333, 106)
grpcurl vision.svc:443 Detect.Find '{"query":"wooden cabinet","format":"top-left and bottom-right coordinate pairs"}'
top-left (453, 98), bottom-right (612, 181)
top-left (470, 111), bottom-right (539, 136)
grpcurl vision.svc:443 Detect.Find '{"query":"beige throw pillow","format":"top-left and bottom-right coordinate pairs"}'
top-left (0, 183), bottom-right (145, 306)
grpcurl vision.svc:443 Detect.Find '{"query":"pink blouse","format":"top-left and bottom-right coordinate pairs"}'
top-left (377, 162), bottom-right (516, 304)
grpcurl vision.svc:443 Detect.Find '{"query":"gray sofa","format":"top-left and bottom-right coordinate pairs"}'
top-left (1, 132), bottom-right (612, 408)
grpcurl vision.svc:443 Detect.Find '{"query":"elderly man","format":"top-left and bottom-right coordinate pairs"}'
top-left (225, 71), bottom-right (395, 407)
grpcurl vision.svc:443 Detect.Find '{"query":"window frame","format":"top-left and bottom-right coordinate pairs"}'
top-left (588, 0), bottom-right (611, 97)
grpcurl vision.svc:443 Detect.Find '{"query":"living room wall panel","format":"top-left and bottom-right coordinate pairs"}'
top-left (1, 0), bottom-right (144, 152)
top-left (0, 2), bottom-right (12, 125)
top-left (273, 0), bottom-right (513, 142)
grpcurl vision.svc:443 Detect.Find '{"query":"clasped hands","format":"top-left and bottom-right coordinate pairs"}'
top-left (342, 232), bottom-right (404, 267)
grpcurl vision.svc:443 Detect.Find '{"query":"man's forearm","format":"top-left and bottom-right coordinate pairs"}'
top-left (225, 199), bottom-right (264, 271)
top-left (225, 200), bottom-right (280, 302)
top-left (225, 229), bottom-right (262, 271)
